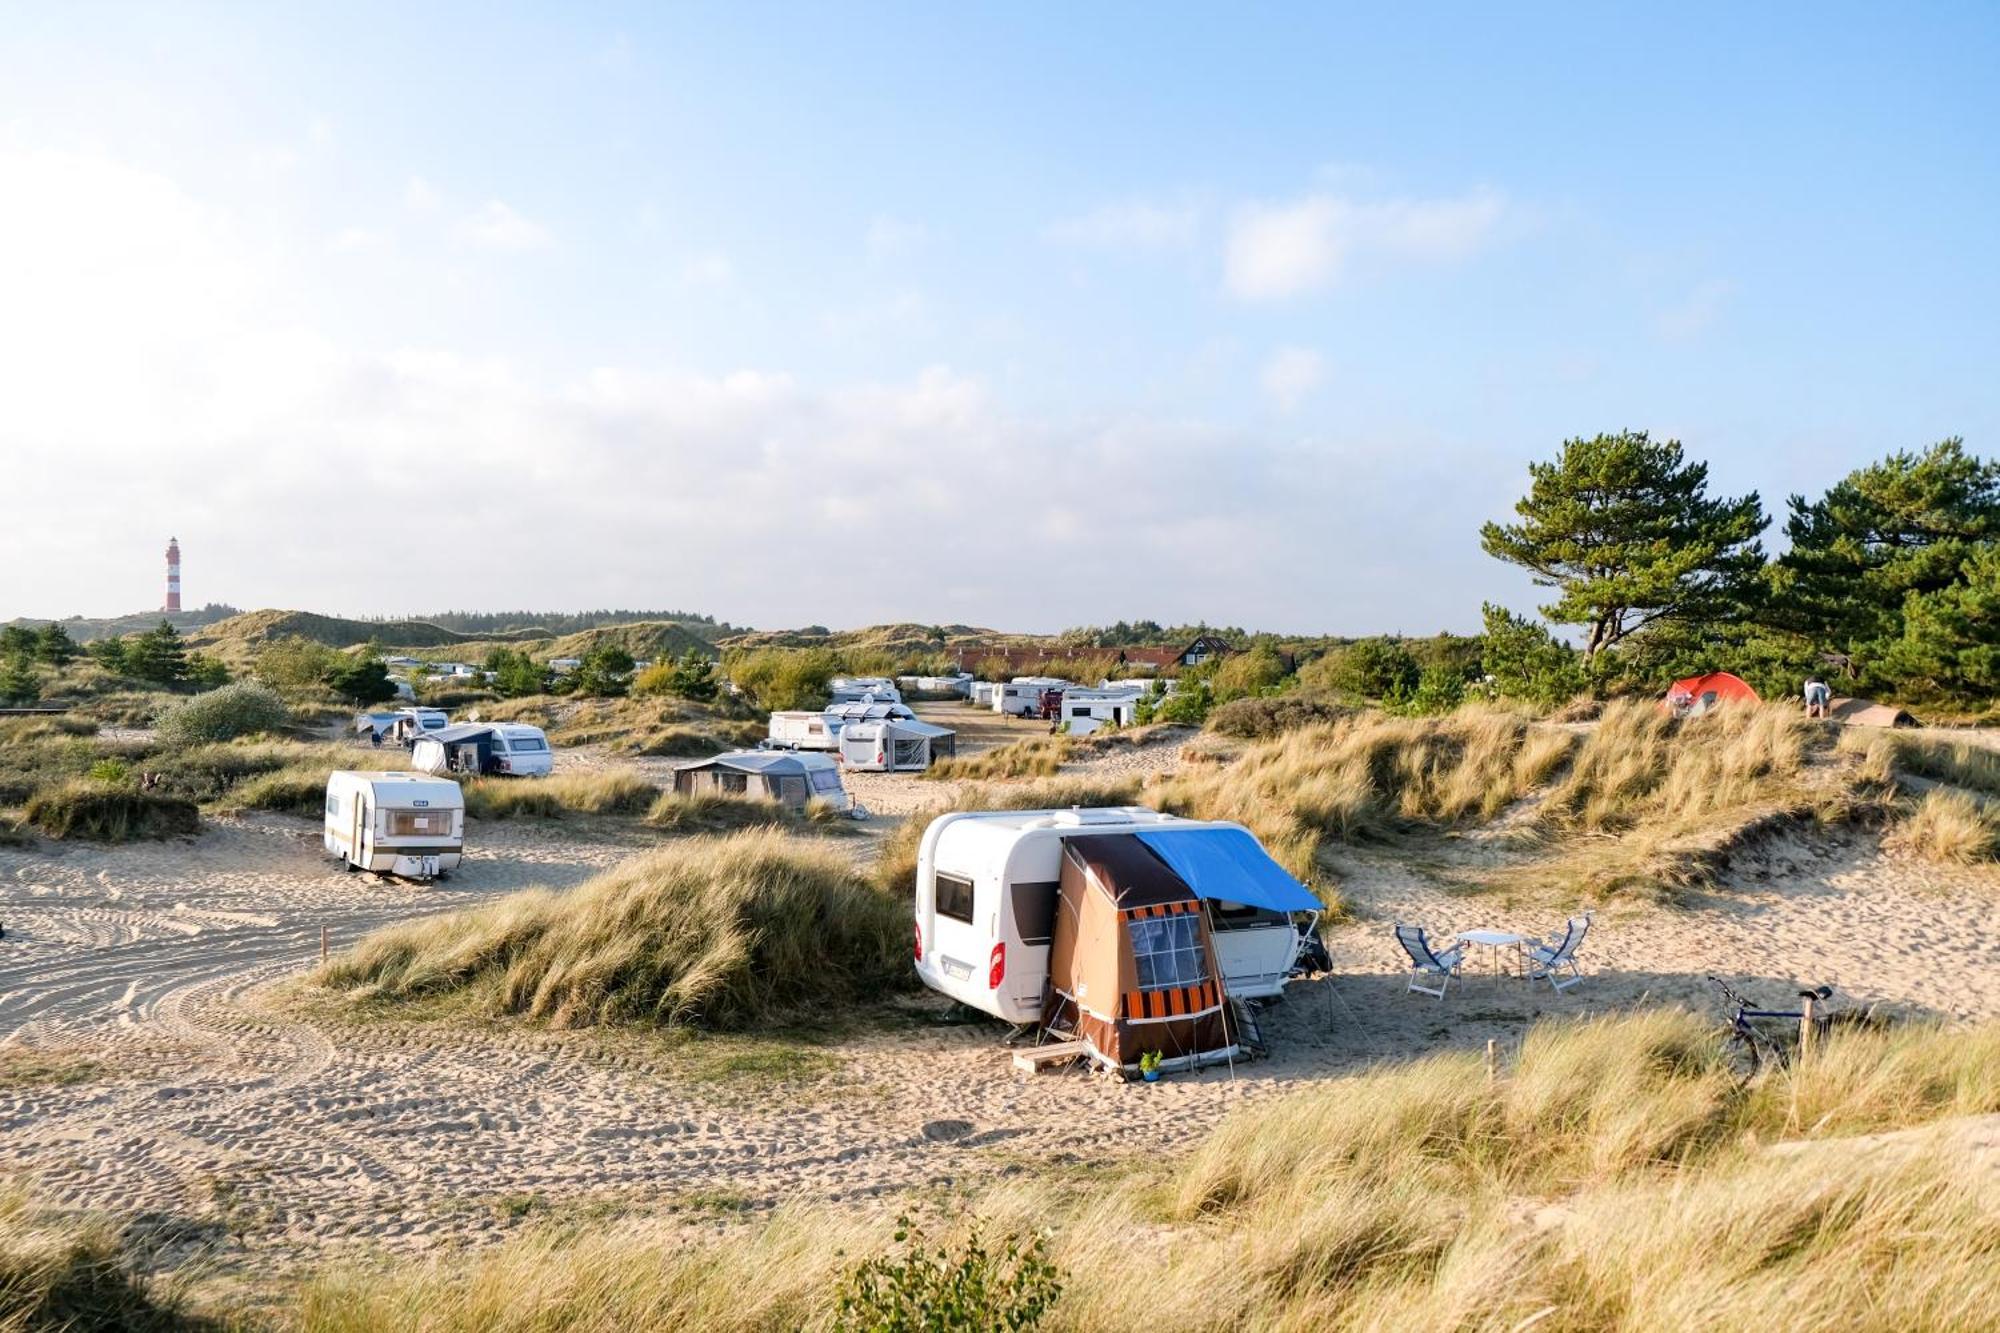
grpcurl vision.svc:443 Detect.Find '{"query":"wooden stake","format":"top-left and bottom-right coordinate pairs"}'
top-left (320, 925), bottom-right (328, 963)
top-left (1799, 991), bottom-right (1817, 1058)
top-left (1485, 1038), bottom-right (1499, 1085)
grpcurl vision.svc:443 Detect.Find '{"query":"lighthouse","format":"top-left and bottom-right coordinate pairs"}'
top-left (164, 537), bottom-right (182, 613)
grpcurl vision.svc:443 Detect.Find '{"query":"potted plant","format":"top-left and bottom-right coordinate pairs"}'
top-left (1138, 1050), bottom-right (1163, 1082)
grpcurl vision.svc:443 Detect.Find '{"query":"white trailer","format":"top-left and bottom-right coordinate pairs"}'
top-left (839, 716), bottom-right (957, 771)
top-left (323, 771), bottom-right (465, 879)
top-left (830, 676), bottom-right (901, 704)
top-left (767, 710), bottom-right (838, 751)
top-left (994, 676), bottom-right (1068, 717)
top-left (913, 808), bottom-right (1320, 1024)
top-left (1059, 686), bottom-right (1146, 736)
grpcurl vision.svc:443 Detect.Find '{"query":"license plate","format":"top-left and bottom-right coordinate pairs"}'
top-left (940, 956), bottom-right (973, 981)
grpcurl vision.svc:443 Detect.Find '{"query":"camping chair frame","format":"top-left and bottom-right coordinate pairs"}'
top-left (1524, 912), bottom-right (1592, 992)
top-left (1394, 923), bottom-right (1463, 1000)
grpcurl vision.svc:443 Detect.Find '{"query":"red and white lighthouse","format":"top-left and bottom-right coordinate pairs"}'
top-left (164, 537), bottom-right (182, 613)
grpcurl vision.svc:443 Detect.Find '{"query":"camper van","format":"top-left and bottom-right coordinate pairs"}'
top-left (994, 677), bottom-right (1068, 717)
top-left (323, 771), bottom-right (465, 878)
top-left (410, 723), bottom-right (553, 777)
top-left (913, 808), bottom-right (1320, 1026)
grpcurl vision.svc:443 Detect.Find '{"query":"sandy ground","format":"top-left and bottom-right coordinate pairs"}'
top-left (3, 723), bottom-right (1998, 1280)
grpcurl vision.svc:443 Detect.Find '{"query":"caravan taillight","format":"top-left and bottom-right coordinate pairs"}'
top-left (988, 942), bottom-right (1005, 990)
top-left (913, 920), bottom-right (923, 963)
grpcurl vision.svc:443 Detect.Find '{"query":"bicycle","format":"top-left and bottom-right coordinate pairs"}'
top-left (1707, 975), bottom-right (1837, 1072)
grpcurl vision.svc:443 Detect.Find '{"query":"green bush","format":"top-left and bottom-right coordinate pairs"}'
top-left (155, 682), bottom-right (289, 747)
top-left (1206, 693), bottom-right (1351, 739)
top-left (835, 1213), bottom-right (1062, 1333)
top-left (24, 783), bottom-right (200, 841)
top-left (232, 769), bottom-right (331, 817)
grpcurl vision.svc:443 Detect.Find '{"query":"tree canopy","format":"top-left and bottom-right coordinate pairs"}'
top-left (1481, 431), bottom-right (1768, 661)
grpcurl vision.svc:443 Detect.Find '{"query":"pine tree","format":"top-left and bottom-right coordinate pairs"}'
top-left (34, 622), bottom-right (78, 666)
top-left (1481, 431), bottom-right (1768, 662)
top-left (126, 621), bottom-right (189, 685)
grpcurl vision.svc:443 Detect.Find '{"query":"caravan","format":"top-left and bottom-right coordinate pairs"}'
top-left (994, 676), bottom-right (1068, 718)
top-left (767, 710), bottom-right (838, 751)
top-left (839, 716), bottom-right (957, 771)
top-left (410, 723), bottom-right (554, 777)
top-left (323, 771), bottom-right (465, 878)
top-left (1059, 686), bottom-right (1146, 736)
top-left (913, 808), bottom-right (1320, 1031)
top-left (829, 676), bottom-right (901, 705)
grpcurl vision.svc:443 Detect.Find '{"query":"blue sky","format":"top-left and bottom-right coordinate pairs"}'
top-left (2, 3), bottom-right (1995, 633)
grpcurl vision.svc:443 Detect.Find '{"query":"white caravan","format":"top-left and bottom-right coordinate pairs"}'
top-left (1059, 686), bottom-right (1146, 736)
top-left (323, 771), bottom-right (465, 879)
top-left (913, 808), bottom-right (1321, 1025)
top-left (829, 676), bottom-right (902, 704)
top-left (767, 710), bottom-right (838, 751)
top-left (388, 707), bottom-right (450, 745)
top-left (993, 676), bottom-right (1068, 717)
top-left (409, 723), bottom-right (554, 777)
top-left (839, 716), bottom-right (957, 771)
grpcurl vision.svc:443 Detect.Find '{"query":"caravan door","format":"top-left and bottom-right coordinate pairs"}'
top-left (351, 793), bottom-right (371, 869)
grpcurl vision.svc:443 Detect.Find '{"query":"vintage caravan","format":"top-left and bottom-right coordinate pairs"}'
top-left (767, 710), bottom-right (838, 751)
top-left (671, 750), bottom-right (853, 812)
top-left (410, 723), bottom-right (553, 777)
top-left (1059, 686), bottom-right (1146, 736)
top-left (323, 771), bottom-right (465, 879)
top-left (829, 676), bottom-right (902, 705)
top-left (913, 808), bottom-right (1320, 1027)
top-left (839, 716), bottom-right (957, 771)
top-left (387, 707), bottom-right (450, 745)
top-left (993, 676), bottom-right (1068, 717)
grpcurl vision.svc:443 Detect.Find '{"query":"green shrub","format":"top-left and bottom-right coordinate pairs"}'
top-left (24, 783), bottom-right (200, 841)
top-left (1206, 693), bottom-right (1351, 739)
top-left (835, 1214), bottom-right (1062, 1333)
top-left (232, 769), bottom-right (332, 817)
top-left (155, 682), bottom-right (289, 747)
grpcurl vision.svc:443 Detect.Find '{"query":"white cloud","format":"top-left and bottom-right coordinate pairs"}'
top-left (1224, 187), bottom-right (1508, 300)
top-left (308, 116), bottom-right (336, 147)
top-left (1655, 278), bottom-right (1734, 341)
top-left (1260, 346), bottom-right (1325, 411)
top-left (456, 200), bottom-right (552, 252)
top-left (404, 175), bottom-right (442, 214)
top-left (1043, 200), bottom-right (1199, 251)
top-left (865, 214), bottom-right (928, 260)
top-left (681, 251), bottom-right (735, 286)
top-left (327, 227), bottom-right (390, 253)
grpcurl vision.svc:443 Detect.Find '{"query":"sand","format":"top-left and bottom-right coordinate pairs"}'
top-left (2, 725), bottom-right (1997, 1277)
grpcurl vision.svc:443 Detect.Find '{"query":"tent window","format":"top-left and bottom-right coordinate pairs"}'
top-left (809, 767), bottom-right (843, 793)
top-left (721, 773), bottom-right (748, 794)
top-left (777, 776), bottom-right (808, 804)
top-left (936, 873), bottom-right (976, 924)
top-left (1008, 881), bottom-right (1058, 945)
top-left (1129, 915), bottom-right (1208, 990)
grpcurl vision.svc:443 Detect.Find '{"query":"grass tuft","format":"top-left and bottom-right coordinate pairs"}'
top-left (461, 770), bottom-right (658, 820)
top-left (22, 782), bottom-right (200, 841)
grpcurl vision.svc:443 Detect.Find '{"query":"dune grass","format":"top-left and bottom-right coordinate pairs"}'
top-left (282, 1011), bottom-right (2000, 1331)
top-left (1885, 788), bottom-right (2000, 864)
top-left (22, 782), bottom-right (200, 841)
top-left (460, 770), bottom-right (658, 820)
top-left (923, 736), bottom-right (1074, 781)
top-left (1846, 730), bottom-right (2000, 798)
top-left (313, 831), bottom-right (910, 1029)
top-left (0, 1190), bottom-right (199, 1331)
top-left (643, 789), bottom-right (845, 833)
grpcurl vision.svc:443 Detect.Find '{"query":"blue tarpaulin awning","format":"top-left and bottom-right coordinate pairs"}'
top-left (1135, 827), bottom-right (1321, 915)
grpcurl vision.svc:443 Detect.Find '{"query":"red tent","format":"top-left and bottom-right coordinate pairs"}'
top-left (1662, 671), bottom-right (1760, 717)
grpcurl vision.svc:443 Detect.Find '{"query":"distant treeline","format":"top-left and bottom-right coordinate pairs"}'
top-left (377, 609), bottom-right (742, 637)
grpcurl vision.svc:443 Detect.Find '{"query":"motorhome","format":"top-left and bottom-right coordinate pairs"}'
top-left (829, 676), bottom-right (901, 704)
top-left (838, 716), bottom-right (957, 771)
top-left (913, 808), bottom-right (1320, 1026)
top-left (323, 771), bottom-right (465, 878)
top-left (410, 723), bottom-right (554, 777)
top-left (1059, 686), bottom-right (1146, 736)
top-left (993, 676), bottom-right (1068, 717)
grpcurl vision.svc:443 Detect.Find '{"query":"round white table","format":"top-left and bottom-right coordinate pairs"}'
top-left (1456, 929), bottom-right (1528, 979)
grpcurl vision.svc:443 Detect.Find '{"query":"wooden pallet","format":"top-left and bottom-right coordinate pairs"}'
top-left (1011, 1040), bottom-right (1089, 1073)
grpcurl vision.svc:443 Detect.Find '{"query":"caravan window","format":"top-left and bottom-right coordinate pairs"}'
top-left (507, 736), bottom-right (547, 751)
top-left (1008, 880), bottom-right (1059, 945)
top-left (935, 872), bottom-right (976, 924)
top-left (325, 792), bottom-right (341, 817)
top-left (1129, 915), bottom-right (1208, 990)
top-left (386, 809), bottom-right (454, 837)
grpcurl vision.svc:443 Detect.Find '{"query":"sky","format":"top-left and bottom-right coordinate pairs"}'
top-left (2, 3), bottom-right (1996, 635)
